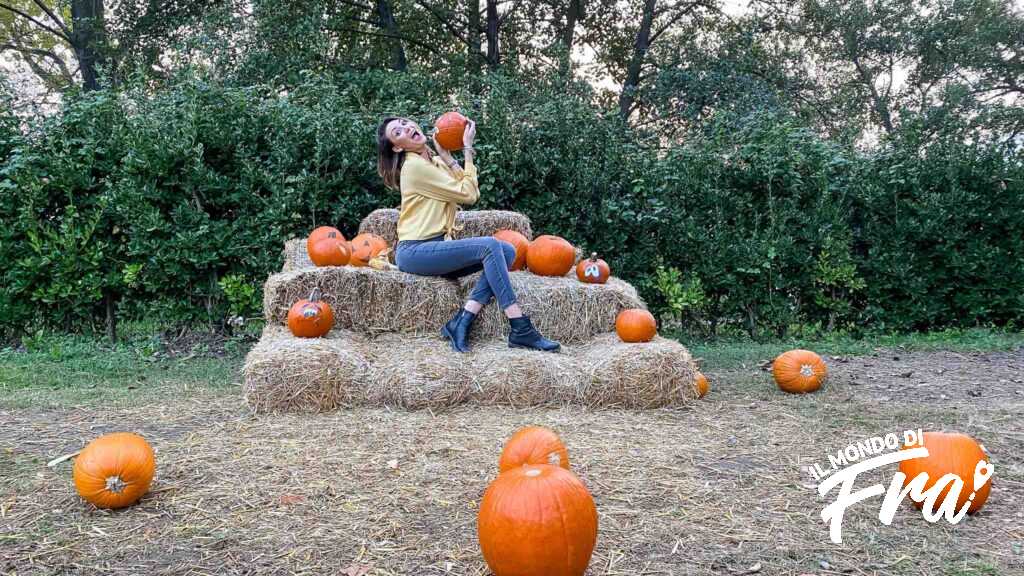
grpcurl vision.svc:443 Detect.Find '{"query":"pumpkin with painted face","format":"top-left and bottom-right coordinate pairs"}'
top-left (287, 289), bottom-right (334, 338)
top-left (576, 253), bottom-right (610, 284)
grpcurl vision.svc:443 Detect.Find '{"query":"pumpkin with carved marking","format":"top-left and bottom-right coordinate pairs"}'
top-left (478, 464), bottom-right (597, 576)
top-left (287, 289), bottom-right (334, 338)
top-left (498, 426), bottom-right (570, 472)
top-left (772, 349), bottom-right (826, 393)
top-left (73, 432), bottom-right (155, 509)
top-left (349, 233), bottom-right (389, 267)
top-left (576, 253), bottom-right (610, 284)
top-left (898, 431), bottom-right (992, 514)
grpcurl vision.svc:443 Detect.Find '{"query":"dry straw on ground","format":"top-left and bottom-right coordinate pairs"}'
top-left (263, 266), bottom-right (644, 344)
top-left (243, 325), bottom-right (699, 412)
top-left (357, 208), bottom-right (534, 247)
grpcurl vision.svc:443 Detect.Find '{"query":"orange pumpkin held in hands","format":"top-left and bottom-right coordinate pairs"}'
top-left (478, 464), bottom-right (598, 576)
top-left (73, 432), bottom-right (155, 509)
top-left (287, 288), bottom-right (334, 338)
top-left (898, 431), bottom-right (992, 514)
top-left (576, 252), bottom-right (610, 284)
top-left (349, 233), bottom-right (389, 267)
top-left (695, 372), bottom-right (709, 398)
top-left (309, 237), bottom-right (350, 267)
top-left (307, 226), bottom-right (344, 254)
top-left (527, 235), bottom-right (576, 277)
top-left (498, 426), bottom-right (570, 472)
top-left (772, 349), bottom-right (827, 393)
top-left (434, 111), bottom-right (469, 151)
top-left (493, 229), bottom-right (530, 271)
top-left (616, 309), bottom-right (657, 343)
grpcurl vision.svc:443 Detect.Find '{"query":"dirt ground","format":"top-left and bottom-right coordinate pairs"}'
top-left (1, 347), bottom-right (1022, 575)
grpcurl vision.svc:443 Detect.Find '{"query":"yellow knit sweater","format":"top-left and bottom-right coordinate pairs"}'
top-left (396, 151), bottom-right (480, 241)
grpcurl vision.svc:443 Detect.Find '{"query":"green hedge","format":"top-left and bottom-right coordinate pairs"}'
top-left (1, 71), bottom-right (1021, 339)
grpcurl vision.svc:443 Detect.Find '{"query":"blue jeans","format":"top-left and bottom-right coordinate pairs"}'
top-left (395, 234), bottom-right (518, 309)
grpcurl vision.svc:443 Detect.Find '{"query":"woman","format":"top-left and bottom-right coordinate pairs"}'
top-left (376, 115), bottom-right (559, 354)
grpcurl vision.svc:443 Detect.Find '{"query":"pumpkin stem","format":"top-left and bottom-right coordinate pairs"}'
top-left (309, 287), bottom-right (322, 302)
top-left (104, 475), bottom-right (127, 494)
top-left (590, 252), bottom-right (598, 261)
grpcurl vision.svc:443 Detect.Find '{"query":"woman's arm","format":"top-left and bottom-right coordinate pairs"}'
top-left (405, 155), bottom-right (479, 205)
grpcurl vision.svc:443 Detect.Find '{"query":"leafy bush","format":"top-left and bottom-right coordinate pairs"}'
top-left (1, 70), bottom-right (1021, 340)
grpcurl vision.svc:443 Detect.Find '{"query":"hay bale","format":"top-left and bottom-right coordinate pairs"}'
top-left (281, 239), bottom-right (314, 272)
top-left (358, 208), bottom-right (534, 245)
top-left (262, 267), bottom-right (462, 337)
top-left (461, 271), bottom-right (644, 344)
top-left (242, 326), bottom-right (370, 413)
top-left (241, 325), bottom-right (698, 412)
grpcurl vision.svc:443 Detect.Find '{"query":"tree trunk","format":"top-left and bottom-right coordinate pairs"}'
top-left (105, 292), bottom-right (117, 344)
top-left (71, 0), bottom-right (105, 91)
top-left (618, 0), bottom-right (656, 120)
top-left (485, 0), bottom-right (499, 70)
top-left (558, 0), bottom-right (584, 75)
top-left (376, 0), bottom-right (407, 71)
top-left (466, 0), bottom-right (482, 73)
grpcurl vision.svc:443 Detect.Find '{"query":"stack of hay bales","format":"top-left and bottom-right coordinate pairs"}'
top-left (245, 209), bottom-right (700, 412)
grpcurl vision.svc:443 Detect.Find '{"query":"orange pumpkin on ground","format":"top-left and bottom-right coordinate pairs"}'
top-left (898, 431), bottom-right (992, 514)
top-left (434, 111), bottom-right (469, 151)
top-left (287, 288), bottom-right (334, 338)
top-left (493, 229), bottom-right (530, 271)
top-left (498, 426), bottom-right (570, 472)
top-left (615, 309), bottom-right (657, 343)
top-left (307, 226), bottom-right (344, 254)
top-left (576, 252), bottom-right (610, 284)
top-left (527, 235), bottom-right (575, 277)
top-left (478, 464), bottom-right (598, 576)
top-left (695, 372), bottom-right (709, 398)
top-left (349, 233), bottom-right (389, 267)
top-left (772, 349), bottom-right (827, 393)
top-left (309, 237), bottom-right (350, 267)
top-left (73, 432), bottom-right (156, 509)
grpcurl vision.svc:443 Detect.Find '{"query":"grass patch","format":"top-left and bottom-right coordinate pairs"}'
top-left (0, 327), bottom-right (250, 408)
top-left (684, 327), bottom-right (1024, 371)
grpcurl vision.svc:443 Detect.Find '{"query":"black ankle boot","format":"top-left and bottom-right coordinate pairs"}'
top-left (442, 309), bottom-right (477, 353)
top-left (508, 315), bottom-right (560, 353)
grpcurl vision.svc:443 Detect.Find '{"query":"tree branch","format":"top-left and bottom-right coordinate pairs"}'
top-left (336, 0), bottom-right (373, 9)
top-left (334, 26), bottom-right (454, 59)
top-left (497, 0), bottom-right (525, 25)
top-left (649, 1), bottom-right (706, 45)
top-left (0, 2), bottom-right (72, 43)
top-left (0, 42), bottom-right (74, 86)
top-left (30, 0), bottom-right (72, 38)
top-left (412, 0), bottom-right (470, 46)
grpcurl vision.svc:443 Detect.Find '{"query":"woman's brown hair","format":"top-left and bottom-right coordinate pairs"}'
top-left (377, 116), bottom-right (435, 192)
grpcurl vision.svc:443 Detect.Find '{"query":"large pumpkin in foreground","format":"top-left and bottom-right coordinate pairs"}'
top-left (498, 426), bottom-right (570, 472)
top-left (287, 289), bottom-right (334, 338)
top-left (73, 432), bottom-right (155, 509)
top-left (898, 431), bottom-right (992, 514)
top-left (478, 464), bottom-right (598, 576)
top-left (349, 233), bottom-right (389, 267)
top-left (494, 229), bottom-right (530, 271)
top-left (615, 309), bottom-right (657, 343)
top-left (527, 235), bottom-right (575, 277)
top-left (772, 349), bottom-right (827, 393)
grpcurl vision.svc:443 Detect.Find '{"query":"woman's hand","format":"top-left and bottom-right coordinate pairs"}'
top-left (462, 119), bottom-right (476, 148)
top-left (432, 129), bottom-right (456, 165)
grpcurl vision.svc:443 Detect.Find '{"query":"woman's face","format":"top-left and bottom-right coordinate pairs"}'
top-left (385, 117), bottom-right (427, 153)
